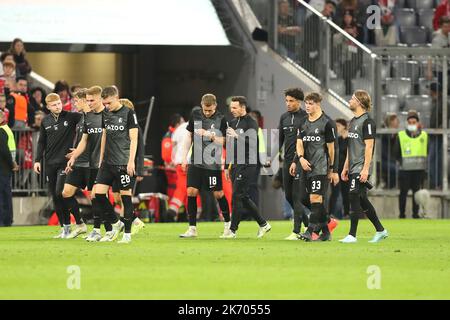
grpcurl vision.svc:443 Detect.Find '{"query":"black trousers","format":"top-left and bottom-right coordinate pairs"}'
top-left (282, 161), bottom-right (309, 233)
top-left (46, 164), bottom-right (68, 226)
top-left (399, 170), bottom-right (425, 217)
top-left (240, 165), bottom-right (260, 221)
top-left (0, 173), bottom-right (13, 226)
top-left (230, 165), bottom-right (266, 232)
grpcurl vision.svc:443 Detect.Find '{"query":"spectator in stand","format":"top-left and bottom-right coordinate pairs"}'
top-left (0, 95), bottom-right (9, 125)
top-left (7, 77), bottom-right (34, 128)
top-left (374, 0), bottom-right (399, 46)
top-left (30, 87), bottom-right (47, 113)
top-left (0, 52), bottom-right (15, 90)
top-left (303, 0), bottom-right (336, 75)
top-left (341, 10), bottom-right (364, 42)
top-left (432, 16), bottom-right (450, 48)
top-left (334, 0), bottom-right (364, 27)
top-left (433, 0), bottom-right (450, 31)
top-left (53, 80), bottom-right (72, 111)
top-left (278, 0), bottom-right (302, 60)
top-left (333, 16), bottom-right (363, 94)
top-left (292, 0), bottom-right (307, 26)
top-left (0, 60), bottom-right (16, 95)
top-left (381, 113), bottom-right (399, 189)
top-left (9, 38), bottom-right (32, 78)
top-left (32, 110), bottom-right (45, 130)
top-left (427, 17), bottom-right (450, 103)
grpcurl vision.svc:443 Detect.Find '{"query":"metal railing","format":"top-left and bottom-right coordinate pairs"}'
top-left (375, 131), bottom-right (444, 190)
top-left (11, 128), bottom-right (47, 195)
top-left (246, 0), bottom-right (450, 216)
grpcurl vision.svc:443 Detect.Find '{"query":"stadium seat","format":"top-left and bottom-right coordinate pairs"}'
top-left (396, 9), bottom-right (417, 27)
top-left (392, 60), bottom-right (420, 82)
top-left (404, 95), bottom-right (432, 112)
top-left (417, 110), bottom-right (432, 128)
top-left (385, 78), bottom-right (412, 107)
top-left (351, 78), bottom-right (373, 95)
top-left (411, 55), bottom-right (433, 78)
top-left (400, 26), bottom-right (428, 46)
top-left (362, 61), bottom-right (390, 80)
top-left (364, 60), bottom-right (391, 83)
top-left (328, 79), bottom-right (346, 96)
top-left (417, 8), bottom-right (435, 31)
top-left (381, 95), bottom-right (400, 113)
top-left (407, 0), bottom-right (435, 10)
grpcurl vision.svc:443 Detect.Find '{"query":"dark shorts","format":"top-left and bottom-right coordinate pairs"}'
top-left (45, 164), bottom-right (66, 196)
top-left (187, 165), bottom-right (223, 191)
top-left (65, 167), bottom-right (90, 189)
top-left (349, 174), bottom-right (368, 196)
top-left (96, 163), bottom-right (132, 191)
top-left (112, 176), bottom-right (136, 193)
top-left (306, 175), bottom-right (328, 196)
top-left (87, 169), bottom-right (98, 191)
top-left (65, 168), bottom-right (98, 191)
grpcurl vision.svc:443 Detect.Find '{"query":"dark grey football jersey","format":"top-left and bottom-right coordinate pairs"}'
top-left (298, 113), bottom-right (336, 178)
top-left (348, 113), bottom-right (376, 175)
top-left (279, 109), bottom-right (308, 163)
top-left (83, 110), bottom-right (104, 169)
top-left (187, 110), bottom-right (227, 170)
top-left (74, 113), bottom-right (89, 168)
top-left (102, 106), bottom-right (138, 166)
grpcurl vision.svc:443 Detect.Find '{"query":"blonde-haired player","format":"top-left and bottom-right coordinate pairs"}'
top-left (109, 98), bottom-right (145, 235)
top-left (340, 90), bottom-right (388, 243)
top-left (34, 93), bottom-right (82, 238)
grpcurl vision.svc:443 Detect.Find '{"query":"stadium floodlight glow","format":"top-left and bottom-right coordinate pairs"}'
top-left (0, 0), bottom-right (230, 46)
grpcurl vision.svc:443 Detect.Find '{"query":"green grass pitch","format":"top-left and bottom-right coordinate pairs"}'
top-left (1, 219), bottom-right (449, 299)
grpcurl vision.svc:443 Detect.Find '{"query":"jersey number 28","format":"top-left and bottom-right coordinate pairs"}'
top-left (121, 175), bottom-right (131, 185)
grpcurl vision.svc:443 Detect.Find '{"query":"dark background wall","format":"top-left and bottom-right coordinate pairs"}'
top-left (129, 45), bottom-right (253, 164)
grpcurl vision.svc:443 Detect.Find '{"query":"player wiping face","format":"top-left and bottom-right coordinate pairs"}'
top-left (179, 94), bottom-right (231, 238)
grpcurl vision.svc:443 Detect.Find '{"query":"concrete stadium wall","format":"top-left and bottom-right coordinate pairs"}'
top-left (12, 197), bottom-right (48, 226)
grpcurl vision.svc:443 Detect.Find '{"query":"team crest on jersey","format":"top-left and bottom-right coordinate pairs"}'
top-left (314, 128), bottom-right (319, 134)
top-left (119, 118), bottom-right (123, 123)
top-left (355, 125), bottom-right (358, 130)
top-left (211, 124), bottom-right (215, 129)
top-left (64, 121), bottom-right (68, 127)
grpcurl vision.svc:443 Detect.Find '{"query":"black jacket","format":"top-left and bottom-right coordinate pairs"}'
top-left (36, 111), bottom-right (81, 166)
top-left (0, 128), bottom-right (14, 175)
top-left (279, 109), bottom-right (308, 163)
